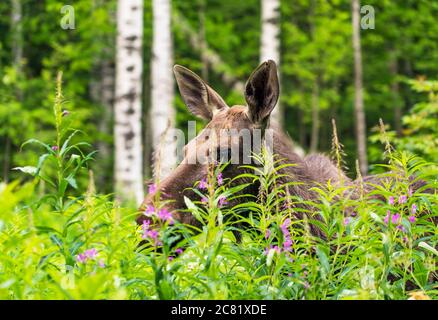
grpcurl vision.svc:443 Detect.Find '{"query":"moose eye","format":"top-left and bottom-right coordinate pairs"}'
top-left (217, 148), bottom-right (231, 163)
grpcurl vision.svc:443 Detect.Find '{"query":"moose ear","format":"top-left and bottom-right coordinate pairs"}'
top-left (244, 60), bottom-right (279, 124)
top-left (173, 65), bottom-right (228, 120)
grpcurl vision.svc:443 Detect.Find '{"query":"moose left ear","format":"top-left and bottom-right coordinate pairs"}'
top-left (244, 60), bottom-right (279, 124)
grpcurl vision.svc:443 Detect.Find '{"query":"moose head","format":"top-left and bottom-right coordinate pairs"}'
top-left (137, 60), bottom-right (287, 227)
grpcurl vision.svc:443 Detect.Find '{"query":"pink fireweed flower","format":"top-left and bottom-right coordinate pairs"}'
top-left (398, 195), bottom-right (407, 204)
top-left (408, 215), bottom-right (416, 224)
top-left (396, 225), bottom-right (406, 233)
top-left (281, 218), bottom-right (291, 238)
top-left (272, 245), bottom-right (281, 253)
top-left (217, 172), bottom-right (223, 185)
top-left (265, 229), bottom-right (271, 239)
top-left (384, 210), bottom-right (391, 225)
top-left (51, 145), bottom-right (59, 151)
top-left (142, 220), bottom-right (150, 232)
top-left (147, 229), bottom-right (159, 240)
top-left (388, 196), bottom-right (395, 205)
top-left (175, 248), bottom-right (184, 255)
top-left (158, 208), bottom-right (174, 224)
top-left (84, 248), bottom-right (98, 259)
top-left (144, 205), bottom-right (155, 217)
top-left (343, 217), bottom-right (351, 226)
top-left (218, 195), bottom-right (228, 208)
top-left (411, 203), bottom-right (417, 215)
top-left (391, 213), bottom-right (401, 224)
top-left (76, 253), bottom-right (87, 263)
top-left (199, 178), bottom-right (208, 190)
top-left (283, 239), bottom-right (293, 252)
top-left (264, 245), bottom-right (281, 255)
top-left (148, 184), bottom-right (157, 195)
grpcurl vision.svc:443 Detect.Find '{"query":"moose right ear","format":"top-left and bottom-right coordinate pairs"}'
top-left (244, 60), bottom-right (279, 124)
top-left (173, 65), bottom-right (228, 120)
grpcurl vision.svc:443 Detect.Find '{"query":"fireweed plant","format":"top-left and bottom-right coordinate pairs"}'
top-left (0, 78), bottom-right (437, 300)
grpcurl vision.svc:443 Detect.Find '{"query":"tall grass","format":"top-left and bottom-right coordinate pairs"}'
top-left (0, 77), bottom-right (436, 300)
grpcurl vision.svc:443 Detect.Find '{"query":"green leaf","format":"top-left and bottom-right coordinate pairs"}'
top-left (12, 166), bottom-right (37, 176)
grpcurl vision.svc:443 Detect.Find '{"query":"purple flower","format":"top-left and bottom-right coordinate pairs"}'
top-left (145, 205), bottom-right (155, 217)
top-left (175, 248), bottom-right (184, 255)
top-left (158, 208), bottom-right (174, 224)
top-left (168, 256), bottom-right (174, 262)
top-left (303, 281), bottom-right (310, 290)
top-left (148, 184), bottom-right (157, 195)
top-left (218, 195), bottom-right (228, 208)
top-left (199, 178), bottom-right (208, 190)
top-left (147, 229), bottom-right (159, 240)
top-left (265, 229), bottom-right (271, 239)
top-left (343, 217), bottom-right (351, 226)
top-left (391, 213), bottom-right (401, 224)
top-left (76, 253), bottom-right (87, 263)
top-left (411, 203), bottom-right (417, 215)
top-left (384, 210), bottom-right (390, 225)
top-left (264, 245), bottom-right (281, 255)
top-left (408, 215), bottom-right (416, 224)
top-left (396, 225), bottom-right (406, 233)
top-left (398, 195), bottom-right (407, 204)
top-left (98, 259), bottom-right (105, 268)
top-left (288, 273), bottom-right (293, 277)
top-left (217, 172), bottom-right (223, 186)
top-left (62, 110), bottom-right (70, 117)
top-left (84, 248), bottom-right (98, 259)
top-left (408, 187), bottom-right (413, 197)
top-left (201, 196), bottom-right (208, 204)
top-left (142, 220), bottom-right (150, 232)
top-left (51, 145), bottom-right (59, 151)
top-left (283, 239), bottom-right (293, 252)
top-left (281, 218), bottom-right (291, 238)
top-left (388, 196), bottom-right (395, 205)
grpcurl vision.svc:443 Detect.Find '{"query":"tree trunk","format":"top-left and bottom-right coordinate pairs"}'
top-left (310, 80), bottom-right (320, 153)
top-left (260, 0), bottom-right (282, 126)
top-left (5, 0), bottom-right (24, 182)
top-left (151, 0), bottom-right (177, 180)
top-left (114, 0), bottom-right (144, 204)
top-left (389, 53), bottom-right (402, 136)
top-left (97, 59), bottom-right (115, 189)
top-left (352, 0), bottom-right (368, 175)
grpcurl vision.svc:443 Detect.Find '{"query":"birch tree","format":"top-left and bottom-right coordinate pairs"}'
top-left (4, 0), bottom-right (23, 182)
top-left (352, 0), bottom-right (368, 175)
top-left (150, 0), bottom-right (177, 180)
top-left (260, 0), bottom-right (282, 125)
top-left (114, 0), bottom-right (144, 204)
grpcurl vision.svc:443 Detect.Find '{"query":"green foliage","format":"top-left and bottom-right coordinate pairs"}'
top-left (1, 102), bottom-right (436, 299)
top-left (395, 79), bottom-right (438, 162)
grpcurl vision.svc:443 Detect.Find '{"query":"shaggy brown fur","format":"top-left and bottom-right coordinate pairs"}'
top-left (137, 61), bottom-right (435, 237)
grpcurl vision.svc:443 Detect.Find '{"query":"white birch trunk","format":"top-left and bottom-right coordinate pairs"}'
top-left (260, 0), bottom-right (282, 125)
top-left (151, 0), bottom-right (177, 180)
top-left (352, 0), bottom-right (368, 175)
top-left (114, 0), bottom-right (144, 204)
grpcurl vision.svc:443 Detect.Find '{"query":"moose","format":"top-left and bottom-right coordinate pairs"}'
top-left (136, 60), bottom-right (433, 237)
